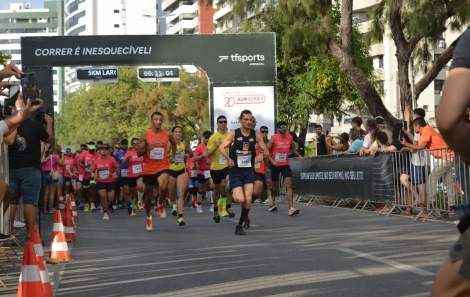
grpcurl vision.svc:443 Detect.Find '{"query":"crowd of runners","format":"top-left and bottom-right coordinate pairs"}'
top-left (60, 109), bottom-right (303, 235)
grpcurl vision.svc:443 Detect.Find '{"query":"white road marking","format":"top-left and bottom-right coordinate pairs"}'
top-left (336, 247), bottom-right (435, 276)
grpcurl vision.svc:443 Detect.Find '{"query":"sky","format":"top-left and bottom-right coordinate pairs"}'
top-left (0, 0), bottom-right (47, 10)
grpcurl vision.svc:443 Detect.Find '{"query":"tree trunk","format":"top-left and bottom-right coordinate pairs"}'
top-left (299, 126), bottom-right (307, 141)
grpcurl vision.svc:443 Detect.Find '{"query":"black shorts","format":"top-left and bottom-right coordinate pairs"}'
top-left (80, 178), bottom-right (90, 187)
top-left (126, 177), bottom-right (141, 188)
top-left (97, 182), bottom-right (116, 192)
top-left (170, 169), bottom-right (186, 179)
top-left (143, 170), bottom-right (170, 187)
top-left (197, 173), bottom-right (210, 184)
top-left (210, 167), bottom-right (229, 184)
top-left (64, 176), bottom-right (72, 183)
top-left (229, 169), bottom-right (254, 189)
top-left (118, 176), bottom-right (127, 187)
top-left (271, 165), bottom-right (292, 182)
top-left (254, 172), bottom-right (265, 182)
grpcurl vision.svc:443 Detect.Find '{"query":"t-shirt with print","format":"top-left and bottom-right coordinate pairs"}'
top-left (349, 139), bottom-right (364, 153)
top-left (207, 131), bottom-right (229, 170)
top-left (114, 149), bottom-right (129, 177)
top-left (92, 156), bottom-right (118, 183)
top-left (63, 155), bottom-right (75, 177)
top-left (316, 134), bottom-right (327, 156)
top-left (79, 151), bottom-right (100, 180)
top-left (419, 125), bottom-right (453, 158)
top-left (124, 150), bottom-right (144, 178)
top-left (194, 143), bottom-right (211, 175)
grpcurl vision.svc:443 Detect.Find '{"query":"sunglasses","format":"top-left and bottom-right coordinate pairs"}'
top-left (121, 143), bottom-right (128, 145)
top-left (218, 120), bottom-right (227, 124)
top-left (114, 147), bottom-right (120, 149)
top-left (132, 142), bottom-right (139, 145)
top-left (261, 130), bottom-right (269, 134)
top-left (278, 126), bottom-right (287, 129)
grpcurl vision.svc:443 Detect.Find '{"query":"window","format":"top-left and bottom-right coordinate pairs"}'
top-left (49, 28), bottom-right (57, 33)
top-left (53, 90), bottom-right (58, 96)
top-left (379, 81), bottom-right (384, 92)
top-left (53, 101), bottom-right (58, 106)
top-left (423, 105), bottom-right (429, 111)
top-left (16, 19), bottom-right (29, 23)
top-left (114, 9), bottom-right (119, 13)
top-left (307, 123), bottom-right (315, 133)
top-left (48, 17), bottom-right (58, 22)
top-left (114, 24), bottom-right (120, 28)
top-left (53, 80), bottom-right (57, 85)
top-left (434, 79), bottom-right (444, 94)
top-left (378, 55), bottom-right (384, 68)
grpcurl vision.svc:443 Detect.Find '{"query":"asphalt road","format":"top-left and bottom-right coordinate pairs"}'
top-left (1, 202), bottom-right (460, 296)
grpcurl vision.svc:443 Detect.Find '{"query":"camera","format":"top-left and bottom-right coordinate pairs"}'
top-left (34, 107), bottom-right (52, 124)
top-left (455, 204), bottom-right (470, 234)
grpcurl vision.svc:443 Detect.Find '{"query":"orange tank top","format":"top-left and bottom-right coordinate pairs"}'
top-left (255, 143), bottom-right (265, 174)
top-left (143, 128), bottom-right (170, 174)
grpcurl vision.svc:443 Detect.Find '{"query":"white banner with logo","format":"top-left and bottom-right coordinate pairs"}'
top-left (213, 86), bottom-right (275, 135)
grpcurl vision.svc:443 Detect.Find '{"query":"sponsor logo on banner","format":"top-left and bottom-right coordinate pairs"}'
top-left (218, 53), bottom-right (265, 66)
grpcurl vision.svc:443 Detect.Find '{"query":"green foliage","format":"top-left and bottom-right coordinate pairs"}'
top-left (55, 67), bottom-right (209, 148)
top-left (0, 51), bottom-right (12, 66)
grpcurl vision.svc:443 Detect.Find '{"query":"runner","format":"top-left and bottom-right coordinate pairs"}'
top-left (267, 121), bottom-right (304, 216)
top-left (206, 115), bottom-right (236, 222)
top-left (167, 126), bottom-right (193, 226)
top-left (259, 125), bottom-right (273, 206)
top-left (219, 109), bottom-right (270, 235)
top-left (137, 111), bottom-right (177, 232)
top-left (63, 147), bottom-right (76, 194)
top-left (122, 137), bottom-right (144, 217)
top-left (78, 142), bottom-right (100, 212)
top-left (186, 149), bottom-right (201, 212)
top-left (192, 131), bottom-right (213, 219)
top-left (91, 144), bottom-right (119, 220)
top-left (114, 138), bottom-right (130, 212)
top-left (74, 144), bottom-right (88, 209)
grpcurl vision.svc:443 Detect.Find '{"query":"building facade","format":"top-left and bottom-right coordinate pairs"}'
top-left (0, 1), bottom-right (61, 112)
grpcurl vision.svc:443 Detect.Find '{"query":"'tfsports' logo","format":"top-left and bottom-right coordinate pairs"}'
top-left (218, 54), bottom-right (265, 64)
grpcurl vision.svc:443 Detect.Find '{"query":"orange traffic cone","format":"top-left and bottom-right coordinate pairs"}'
top-left (58, 193), bottom-right (65, 213)
top-left (70, 193), bottom-right (79, 222)
top-left (17, 242), bottom-right (44, 296)
top-left (63, 199), bottom-right (77, 243)
top-left (47, 210), bottom-right (73, 264)
top-left (31, 226), bottom-right (53, 297)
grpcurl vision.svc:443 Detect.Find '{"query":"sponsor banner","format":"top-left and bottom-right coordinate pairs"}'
top-left (21, 34), bottom-right (276, 84)
top-left (213, 86), bottom-right (275, 134)
top-left (289, 153), bottom-right (395, 201)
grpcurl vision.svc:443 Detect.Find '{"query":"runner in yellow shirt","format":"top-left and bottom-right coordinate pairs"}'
top-left (206, 115), bottom-right (236, 222)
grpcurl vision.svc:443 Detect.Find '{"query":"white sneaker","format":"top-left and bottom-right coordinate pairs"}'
top-left (103, 213), bottom-right (109, 220)
top-left (13, 220), bottom-right (25, 228)
top-left (197, 205), bottom-right (203, 214)
top-left (210, 204), bottom-right (214, 213)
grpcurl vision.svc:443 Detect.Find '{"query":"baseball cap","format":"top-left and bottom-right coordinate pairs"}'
top-left (88, 144), bottom-right (96, 150)
top-left (340, 132), bottom-right (349, 141)
top-left (277, 121), bottom-right (287, 127)
top-left (375, 116), bottom-right (385, 125)
top-left (203, 130), bottom-right (212, 138)
top-left (120, 138), bottom-right (128, 144)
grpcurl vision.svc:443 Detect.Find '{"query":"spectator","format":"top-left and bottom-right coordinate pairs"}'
top-left (41, 143), bottom-right (56, 214)
top-left (339, 129), bottom-right (363, 155)
top-left (314, 125), bottom-right (328, 156)
top-left (351, 116), bottom-right (366, 139)
top-left (8, 103), bottom-right (53, 242)
top-left (375, 116), bottom-right (393, 143)
top-left (326, 132), bottom-right (350, 154)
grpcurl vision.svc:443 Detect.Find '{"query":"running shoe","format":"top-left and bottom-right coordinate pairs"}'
top-left (168, 198), bottom-right (174, 206)
top-left (261, 199), bottom-right (269, 205)
top-left (128, 207), bottom-right (132, 215)
top-left (91, 203), bottom-right (97, 212)
top-left (269, 205), bottom-right (278, 212)
top-left (242, 220), bottom-right (251, 229)
top-left (103, 213), bottom-right (109, 220)
top-left (84, 204), bottom-right (89, 212)
top-left (159, 205), bottom-right (166, 220)
top-left (131, 208), bottom-right (137, 217)
top-left (107, 207), bottom-right (112, 215)
top-left (172, 204), bottom-right (177, 216)
top-left (13, 220), bottom-right (25, 228)
top-left (254, 199), bottom-right (262, 205)
top-left (138, 202), bottom-right (144, 210)
top-left (197, 205), bottom-right (203, 214)
top-left (79, 202), bottom-right (84, 210)
top-left (213, 213), bottom-right (220, 223)
top-left (288, 208), bottom-right (299, 216)
top-left (120, 203), bottom-right (127, 209)
top-left (154, 207), bottom-right (160, 216)
top-left (235, 225), bottom-right (246, 235)
top-left (227, 208), bottom-right (235, 218)
top-left (210, 204), bottom-right (214, 213)
top-left (177, 217), bottom-right (185, 226)
top-left (113, 204), bottom-right (118, 210)
top-left (146, 218), bottom-right (153, 231)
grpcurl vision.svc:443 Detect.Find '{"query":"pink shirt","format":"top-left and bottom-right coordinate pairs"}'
top-left (269, 133), bottom-right (293, 166)
top-left (92, 156), bottom-right (118, 183)
top-left (194, 143), bottom-right (211, 174)
top-left (124, 150), bottom-right (144, 178)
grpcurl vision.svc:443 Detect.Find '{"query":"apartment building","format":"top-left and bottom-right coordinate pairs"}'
top-left (0, 1), bottom-right (61, 112)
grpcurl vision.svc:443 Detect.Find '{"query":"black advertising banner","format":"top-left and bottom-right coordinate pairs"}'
top-left (290, 153), bottom-right (395, 201)
top-left (20, 34), bottom-right (276, 85)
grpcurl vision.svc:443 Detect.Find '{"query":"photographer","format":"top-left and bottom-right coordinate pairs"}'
top-left (433, 26), bottom-right (470, 296)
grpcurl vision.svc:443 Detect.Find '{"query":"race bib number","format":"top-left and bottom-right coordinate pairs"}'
top-left (174, 153), bottom-right (185, 163)
top-left (99, 170), bottom-right (110, 179)
top-left (132, 164), bottom-right (143, 174)
top-left (191, 170), bottom-right (197, 178)
top-left (218, 154), bottom-right (227, 165)
top-left (120, 169), bottom-right (127, 177)
top-left (237, 155), bottom-right (252, 168)
top-left (150, 148), bottom-right (164, 160)
top-left (275, 153), bottom-right (287, 162)
top-left (84, 167), bottom-right (92, 173)
top-left (65, 165), bottom-right (71, 170)
top-left (255, 162), bottom-right (261, 169)
top-left (78, 175), bottom-right (83, 182)
top-left (204, 170), bottom-right (211, 179)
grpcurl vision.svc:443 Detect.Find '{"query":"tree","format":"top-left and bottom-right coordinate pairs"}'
top-left (0, 51), bottom-right (11, 66)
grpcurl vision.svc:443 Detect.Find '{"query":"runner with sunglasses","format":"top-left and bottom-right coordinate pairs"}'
top-left (91, 144), bottom-right (119, 220)
top-left (122, 138), bottom-right (145, 217)
top-left (168, 126), bottom-right (193, 226)
top-left (207, 115), bottom-right (236, 222)
top-left (138, 111), bottom-right (177, 232)
top-left (267, 121), bottom-right (304, 216)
